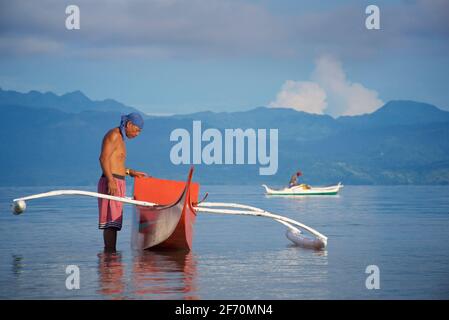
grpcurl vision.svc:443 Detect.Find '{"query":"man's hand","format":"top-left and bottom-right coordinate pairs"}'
top-left (107, 179), bottom-right (118, 195)
top-left (130, 170), bottom-right (147, 178)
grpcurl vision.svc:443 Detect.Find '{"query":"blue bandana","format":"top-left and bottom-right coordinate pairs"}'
top-left (119, 112), bottom-right (144, 138)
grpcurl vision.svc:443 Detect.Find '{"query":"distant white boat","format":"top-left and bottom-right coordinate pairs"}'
top-left (262, 183), bottom-right (343, 196)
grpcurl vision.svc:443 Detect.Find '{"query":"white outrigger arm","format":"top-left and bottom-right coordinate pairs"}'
top-left (13, 189), bottom-right (157, 208)
top-left (195, 202), bottom-right (327, 249)
top-left (12, 189), bottom-right (328, 249)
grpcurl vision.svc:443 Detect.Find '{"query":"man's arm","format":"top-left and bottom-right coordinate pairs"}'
top-left (127, 169), bottom-right (147, 178)
top-left (99, 131), bottom-right (119, 195)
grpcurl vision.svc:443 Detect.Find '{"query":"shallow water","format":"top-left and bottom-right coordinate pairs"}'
top-left (0, 185), bottom-right (448, 299)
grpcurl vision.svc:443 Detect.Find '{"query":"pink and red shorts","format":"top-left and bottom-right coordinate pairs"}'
top-left (98, 174), bottom-right (126, 230)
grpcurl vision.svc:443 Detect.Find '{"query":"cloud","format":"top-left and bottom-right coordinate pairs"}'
top-left (0, 36), bottom-right (64, 56)
top-left (313, 55), bottom-right (384, 116)
top-left (270, 55), bottom-right (384, 116)
top-left (1, 0), bottom-right (448, 59)
top-left (269, 81), bottom-right (327, 114)
top-left (0, 0), bottom-right (287, 59)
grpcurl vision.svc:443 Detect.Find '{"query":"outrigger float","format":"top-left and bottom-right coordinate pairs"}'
top-left (262, 183), bottom-right (343, 196)
top-left (11, 168), bottom-right (328, 250)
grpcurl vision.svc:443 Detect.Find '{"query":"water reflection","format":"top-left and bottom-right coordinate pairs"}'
top-left (265, 195), bottom-right (341, 200)
top-left (97, 250), bottom-right (198, 300)
top-left (12, 254), bottom-right (24, 276)
top-left (285, 245), bottom-right (329, 257)
top-left (312, 249), bottom-right (328, 257)
top-left (97, 251), bottom-right (125, 299)
top-left (132, 250), bottom-right (198, 300)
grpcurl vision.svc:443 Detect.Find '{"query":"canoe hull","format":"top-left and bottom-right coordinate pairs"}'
top-left (262, 183), bottom-right (343, 196)
top-left (132, 169), bottom-right (199, 251)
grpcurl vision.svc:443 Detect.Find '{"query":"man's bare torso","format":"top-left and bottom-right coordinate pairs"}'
top-left (103, 128), bottom-right (126, 176)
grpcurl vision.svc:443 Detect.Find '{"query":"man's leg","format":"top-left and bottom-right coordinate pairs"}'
top-left (103, 228), bottom-right (117, 252)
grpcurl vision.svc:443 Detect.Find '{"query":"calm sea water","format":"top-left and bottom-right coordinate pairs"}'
top-left (0, 185), bottom-right (448, 299)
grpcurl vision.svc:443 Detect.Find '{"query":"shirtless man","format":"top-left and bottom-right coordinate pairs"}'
top-left (98, 112), bottom-right (147, 252)
top-left (289, 171), bottom-right (302, 188)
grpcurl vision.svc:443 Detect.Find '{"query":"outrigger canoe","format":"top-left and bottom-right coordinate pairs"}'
top-left (11, 167), bottom-right (329, 250)
top-left (132, 168), bottom-right (199, 251)
top-left (262, 183), bottom-right (343, 196)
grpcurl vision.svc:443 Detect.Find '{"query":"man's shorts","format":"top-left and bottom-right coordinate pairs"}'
top-left (98, 174), bottom-right (126, 231)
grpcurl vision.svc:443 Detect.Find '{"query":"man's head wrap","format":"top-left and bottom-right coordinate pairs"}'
top-left (119, 112), bottom-right (144, 138)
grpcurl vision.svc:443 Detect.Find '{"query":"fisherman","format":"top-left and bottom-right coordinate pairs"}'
top-left (289, 171), bottom-right (302, 188)
top-left (98, 112), bottom-right (147, 252)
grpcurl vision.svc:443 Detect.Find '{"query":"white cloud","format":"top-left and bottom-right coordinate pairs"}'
top-left (269, 80), bottom-right (327, 114)
top-left (313, 55), bottom-right (384, 116)
top-left (270, 55), bottom-right (384, 116)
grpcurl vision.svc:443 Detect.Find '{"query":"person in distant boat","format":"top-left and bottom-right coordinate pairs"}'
top-left (289, 171), bottom-right (302, 188)
top-left (98, 112), bottom-right (147, 252)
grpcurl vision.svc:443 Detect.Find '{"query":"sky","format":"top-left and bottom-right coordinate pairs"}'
top-left (0, 0), bottom-right (448, 116)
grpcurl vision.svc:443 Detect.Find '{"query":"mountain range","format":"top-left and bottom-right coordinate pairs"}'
top-left (0, 87), bottom-right (139, 114)
top-left (1, 88), bottom-right (448, 186)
